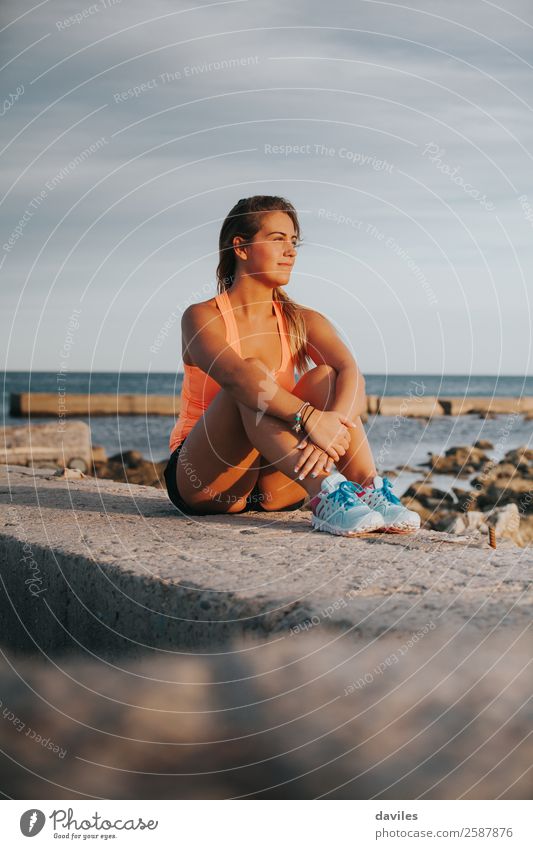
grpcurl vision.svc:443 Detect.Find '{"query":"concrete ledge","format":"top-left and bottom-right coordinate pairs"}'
top-left (376, 396), bottom-right (531, 417)
top-left (10, 392), bottom-right (533, 418)
top-left (446, 396), bottom-right (533, 415)
top-left (0, 421), bottom-right (91, 468)
top-left (10, 392), bottom-right (180, 417)
top-left (377, 395), bottom-right (443, 417)
top-left (0, 465), bottom-right (530, 656)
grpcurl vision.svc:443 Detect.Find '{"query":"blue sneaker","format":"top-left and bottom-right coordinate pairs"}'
top-left (357, 475), bottom-right (421, 533)
top-left (310, 471), bottom-right (385, 537)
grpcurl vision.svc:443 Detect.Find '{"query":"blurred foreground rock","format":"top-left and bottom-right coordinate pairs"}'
top-left (0, 627), bottom-right (531, 799)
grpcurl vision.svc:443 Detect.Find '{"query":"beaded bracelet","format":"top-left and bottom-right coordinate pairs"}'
top-left (292, 400), bottom-right (311, 433)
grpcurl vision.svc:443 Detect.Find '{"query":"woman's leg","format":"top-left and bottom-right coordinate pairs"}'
top-left (293, 363), bottom-right (377, 484)
top-left (250, 364), bottom-right (377, 508)
top-left (175, 386), bottom-right (261, 514)
top-left (176, 359), bottom-right (377, 514)
top-left (176, 358), bottom-right (327, 514)
top-left (335, 417), bottom-right (377, 487)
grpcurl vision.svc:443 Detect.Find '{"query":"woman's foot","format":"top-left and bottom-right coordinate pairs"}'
top-left (355, 475), bottom-right (421, 533)
top-left (310, 471), bottom-right (385, 537)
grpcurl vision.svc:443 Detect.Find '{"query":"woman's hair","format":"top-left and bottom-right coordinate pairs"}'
top-left (216, 195), bottom-right (312, 375)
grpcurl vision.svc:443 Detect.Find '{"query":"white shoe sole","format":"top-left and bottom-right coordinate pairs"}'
top-left (311, 513), bottom-right (384, 537)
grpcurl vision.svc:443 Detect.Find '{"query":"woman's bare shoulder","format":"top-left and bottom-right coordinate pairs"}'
top-left (297, 304), bottom-right (327, 328)
top-left (182, 296), bottom-right (218, 324)
top-left (181, 297), bottom-right (223, 365)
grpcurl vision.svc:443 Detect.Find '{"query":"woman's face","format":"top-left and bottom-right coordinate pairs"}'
top-left (233, 211), bottom-right (299, 287)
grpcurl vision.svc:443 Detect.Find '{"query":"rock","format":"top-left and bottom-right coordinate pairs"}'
top-left (477, 478), bottom-right (533, 513)
top-left (434, 504), bottom-right (522, 546)
top-left (426, 446), bottom-right (490, 475)
top-left (399, 495), bottom-right (444, 526)
top-left (108, 449), bottom-right (144, 468)
top-left (452, 486), bottom-right (477, 513)
top-left (435, 513), bottom-right (460, 533)
top-left (516, 515), bottom-right (533, 546)
top-left (471, 462), bottom-right (518, 489)
top-left (439, 511), bottom-right (486, 535)
top-left (487, 504), bottom-right (521, 539)
top-left (465, 511), bottom-right (490, 532)
top-left (0, 421), bottom-right (92, 469)
top-left (53, 467), bottom-right (86, 480)
top-left (404, 480), bottom-right (454, 506)
top-left (1, 627), bottom-right (532, 800)
top-left (68, 457), bottom-right (88, 473)
top-left (92, 452), bottom-right (167, 489)
top-left (474, 439), bottom-right (494, 450)
top-left (444, 445), bottom-right (488, 463)
top-left (428, 443), bottom-right (532, 545)
top-left (433, 456), bottom-right (475, 476)
top-left (91, 444), bottom-right (108, 463)
top-left (495, 462), bottom-right (524, 479)
top-left (503, 446), bottom-right (533, 468)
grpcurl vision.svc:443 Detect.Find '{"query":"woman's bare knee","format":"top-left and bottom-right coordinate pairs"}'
top-left (293, 364), bottom-right (337, 408)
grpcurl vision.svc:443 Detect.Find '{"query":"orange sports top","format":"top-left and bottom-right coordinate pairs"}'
top-left (169, 289), bottom-right (296, 452)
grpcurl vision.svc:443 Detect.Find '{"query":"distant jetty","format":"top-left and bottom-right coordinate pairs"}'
top-left (9, 392), bottom-right (533, 418)
top-left (10, 392), bottom-right (179, 417)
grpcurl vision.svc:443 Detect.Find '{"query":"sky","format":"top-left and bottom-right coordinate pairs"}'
top-left (1, 0), bottom-right (532, 375)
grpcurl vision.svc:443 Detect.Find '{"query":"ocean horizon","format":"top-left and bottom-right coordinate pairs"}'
top-left (2, 371), bottom-right (533, 397)
top-left (2, 372), bottom-right (532, 470)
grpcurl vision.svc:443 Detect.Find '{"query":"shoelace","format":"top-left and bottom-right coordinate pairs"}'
top-left (380, 477), bottom-right (401, 505)
top-left (329, 480), bottom-right (363, 510)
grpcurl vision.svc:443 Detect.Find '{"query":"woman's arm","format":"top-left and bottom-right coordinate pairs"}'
top-left (182, 303), bottom-right (305, 423)
top-left (183, 302), bottom-right (356, 462)
top-left (303, 308), bottom-right (367, 417)
top-left (333, 365), bottom-right (367, 419)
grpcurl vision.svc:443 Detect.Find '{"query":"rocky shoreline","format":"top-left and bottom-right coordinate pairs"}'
top-left (91, 448), bottom-right (168, 489)
top-left (402, 442), bottom-right (532, 547)
top-left (87, 441), bottom-right (533, 548)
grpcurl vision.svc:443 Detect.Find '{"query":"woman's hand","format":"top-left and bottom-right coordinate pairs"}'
top-left (301, 408), bottom-right (356, 461)
top-left (293, 439), bottom-right (335, 479)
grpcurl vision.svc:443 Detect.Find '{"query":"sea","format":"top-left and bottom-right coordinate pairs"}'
top-left (2, 372), bottom-right (531, 496)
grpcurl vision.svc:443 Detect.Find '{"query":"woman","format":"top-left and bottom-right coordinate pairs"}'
top-left (164, 195), bottom-right (420, 536)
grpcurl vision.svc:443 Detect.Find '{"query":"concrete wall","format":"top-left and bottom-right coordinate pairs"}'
top-left (0, 466), bottom-right (529, 659)
top-left (10, 392), bottom-right (533, 418)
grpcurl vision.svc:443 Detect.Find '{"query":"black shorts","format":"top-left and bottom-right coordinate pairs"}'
top-left (163, 438), bottom-right (306, 516)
